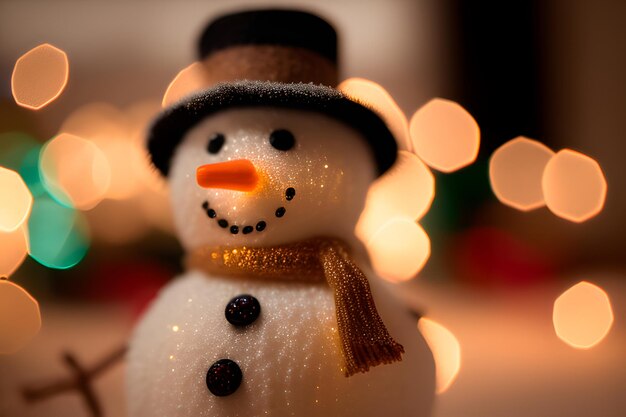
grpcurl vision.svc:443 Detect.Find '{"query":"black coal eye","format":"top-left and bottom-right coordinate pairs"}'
top-left (269, 129), bottom-right (295, 151)
top-left (207, 133), bottom-right (225, 154)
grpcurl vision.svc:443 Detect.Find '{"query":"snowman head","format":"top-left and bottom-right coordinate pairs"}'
top-left (148, 82), bottom-right (397, 251)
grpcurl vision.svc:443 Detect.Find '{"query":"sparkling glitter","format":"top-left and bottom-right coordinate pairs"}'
top-left (186, 238), bottom-right (404, 376)
top-left (130, 107), bottom-right (434, 415)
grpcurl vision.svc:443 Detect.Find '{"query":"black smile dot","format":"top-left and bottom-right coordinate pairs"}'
top-left (285, 187), bottom-right (296, 201)
top-left (275, 207), bottom-right (286, 218)
top-left (218, 219), bottom-right (228, 228)
top-left (256, 221), bottom-right (266, 232)
top-left (202, 201), bottom-right (209, 210)
top-left (230, 225), bottom-right (239, 234)
top-left (207, 209), bottom-right (216, 218)
top-left (242, 226), bottom-right (254, 234)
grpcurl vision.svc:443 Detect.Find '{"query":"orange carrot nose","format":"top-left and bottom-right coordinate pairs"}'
top-left (196, 159), bottom-right (259, 192)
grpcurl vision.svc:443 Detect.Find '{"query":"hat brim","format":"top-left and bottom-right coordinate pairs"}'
top-left (147, 81), bottom-right (398, 176)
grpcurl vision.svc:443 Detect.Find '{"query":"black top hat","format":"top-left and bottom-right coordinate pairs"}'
top-left (147, 10), bottom-right (398, 177)
top-left (198, 9), bottom-right (337, 64)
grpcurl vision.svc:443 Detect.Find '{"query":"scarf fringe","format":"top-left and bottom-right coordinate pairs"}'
top-left (319, 242), bottom-right (404, 377)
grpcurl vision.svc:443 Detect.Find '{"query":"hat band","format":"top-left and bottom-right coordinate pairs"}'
top-left (203, 45), bottom-right (338, 87)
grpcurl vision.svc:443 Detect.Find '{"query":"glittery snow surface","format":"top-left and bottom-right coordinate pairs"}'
top-left (127, 271), bottom-right (435, 417)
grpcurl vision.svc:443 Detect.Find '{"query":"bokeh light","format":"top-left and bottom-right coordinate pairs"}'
top-left (418, 317), bottom-right (461, 394)
top-left (0, 167), bottom-right (33, 232)
top-left (60, 102), bottom-right (145, 199)
top-left (0, 132), bottom-right (39, 172)
top-left (366, 218), bottom-right (430, 282)
top-left (0, 279), bottom-right (41, 355)
top-left (542, 149), bottom-right (607, 223)
top-left (27, 195), bottom-right (89, 269)
top-left (40, 133), bottom-right (111, 210)
top-left (0, 132), bottom-right (45, 197)
top-left (409, 98), bottom-right (480, 173)
top-left (553, 281), bottom-right (613, 349)
top-left (489, 136), bottom-right (554, 211)
top-left (19, 145), bottom-right (46, 197)
top-left (356, 151), bottom-right (434, 242)
top-left (11, 43), bottom-right (69, 110)
top-left (0, 225), bottom-right (29, 277)
top-left (162, 62), bottom-right (210, 108)
top-left (337, 77), bottom-right (411, 150)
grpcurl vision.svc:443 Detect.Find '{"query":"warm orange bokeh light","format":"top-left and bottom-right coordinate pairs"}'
top-left (0, 225), bottom-right (29, 277)
top-left (338, 77), bottom-right (411, 150)
top-left (60, 102), bottom-right (145, 199)
top-left (366, 218), bottom-right (430, 282)
top-left (0, 167), bottom-right (33, 232)
top-left (542, 149), bottom-right (607, 223)
top-left (418, 317), bottom-right (461, 394)
top-left (0, 279), bottom-right (41, 354)
top-left (162, 62), bottom-right (210, 108)
top-left (11, 43), bottom-right (69, 110)
top-left (356, 151), bottom-right (435, 242)
top-left (489, 136), bottom-right (554, 211)
top-left (409, 98), bottom-right (480, 173)
top-left (553, 281), bottom-right (613, 349)
top-left (40, 133), bottom-right (111, 210)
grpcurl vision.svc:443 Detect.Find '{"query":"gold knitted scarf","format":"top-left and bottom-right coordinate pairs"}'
top-left (185, 237), bottom-right (404, 377)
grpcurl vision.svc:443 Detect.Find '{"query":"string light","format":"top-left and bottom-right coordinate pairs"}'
top-left (0, 167), bottom-right (33, 232)
top-left (338, 77), bottom-right (411, 150)
top-left (162, 62), bottom-right (210, 108)
top-left (366, 218), bottom-right (430, 282)
top-left (0, 279), bottom-right (41, 354)
top-left (27, 195), bottom-right (89, 269)
top-left (60, 102), bottom-right (144, 199)
top-left (356, 151), bottom-right (434, 242)
top-left (40, 133), bottom-right (111, 210)
top-left (489, 137), bottom-right (554, 211)
top-left (11, 43), bottom-right (69, 110)
top-left (0, 225), bottom-right (29, 277)
top-left (409, 98), bottom-right (480, 173)
top-left (553, 281), bottom-right (613, 349)
top-left (542, 149), bottom-right (607, 223)
top-left (418, 317), bottom-right (461, 394)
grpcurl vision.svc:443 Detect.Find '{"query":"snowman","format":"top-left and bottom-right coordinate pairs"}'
top-left (127, 10), bottom-right (435, 417)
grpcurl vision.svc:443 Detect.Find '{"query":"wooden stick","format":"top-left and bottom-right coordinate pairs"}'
top-left (22, 344), bottom-right (127, 417)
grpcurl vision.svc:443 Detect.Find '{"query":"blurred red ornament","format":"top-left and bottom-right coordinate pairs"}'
top-left (83, 260), bottom-right (173, 321)
top-left (452, 227), bottom-right (554, 287)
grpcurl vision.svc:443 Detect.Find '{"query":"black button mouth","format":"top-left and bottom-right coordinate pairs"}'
top-left (200, 187), bottom-right (295, 236)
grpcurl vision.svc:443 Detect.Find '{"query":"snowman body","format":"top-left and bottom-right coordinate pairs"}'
top-left (127, 107), bottom-right (435, 416)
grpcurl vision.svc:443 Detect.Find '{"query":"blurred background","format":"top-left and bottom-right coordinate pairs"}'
top-left (0, 0), bottom-right (624, 416)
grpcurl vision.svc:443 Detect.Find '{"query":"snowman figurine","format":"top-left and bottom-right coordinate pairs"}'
top-left (128, 10), bottom-right (435, 417)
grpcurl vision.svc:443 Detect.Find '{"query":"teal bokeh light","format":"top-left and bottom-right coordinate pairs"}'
top-left (0, 131), bottom-right (45, 196)
top-left (27, 195), bottom-right (90, 269)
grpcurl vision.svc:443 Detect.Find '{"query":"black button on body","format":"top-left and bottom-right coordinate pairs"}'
top-left (206, 359), bottom-right (242, 396)
top-left (225, 294), bottom-right (261, 326)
